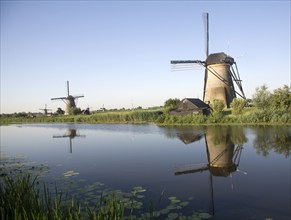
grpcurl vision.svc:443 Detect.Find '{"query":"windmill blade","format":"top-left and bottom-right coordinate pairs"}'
top-left (67, 81), bottom-right (70, 96)
top-left (76, 135), bottom-right (86, 138)
top-left (208, 173), bottom-right (215, 215)
top-left (171, 60), bottom-right (205, 72)
top-left (69, 138), bottom-right (72, 153)
top-left (202, 12), bottom-right (209, 101)
top-left (73, 95), bottom-right (84, 99)
top-left (175, 163), bottom-right (209, 175)
top-left (51, 97), bottom-right (66, 100)
top-left (53, 135), bottom-right (69, 138)
top-left (203, 12), bottom-right (209, 59)
top-left (231, 63), bottom-right (246, 99)
top-left (171, 60), bottom-right (205, 64)
top-left (203, 68), bottom-right (208, 100)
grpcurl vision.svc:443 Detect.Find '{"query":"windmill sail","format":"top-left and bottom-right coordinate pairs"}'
top-left (203, 12), bottom-right (209, 100)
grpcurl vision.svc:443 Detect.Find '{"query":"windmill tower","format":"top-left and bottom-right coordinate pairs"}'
top-left (39, 104), bottom-right (52, 115)
top-left (171, 13), bottom-right (245, 108)
top-left (51, 81), bottom-right (84, 115)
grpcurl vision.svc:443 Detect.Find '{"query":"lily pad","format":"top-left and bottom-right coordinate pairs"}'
top-left (63, 170), bottom-right (79, 177)
top-left (132, 186), bottom-right (146, 193)
top-left (197, 212), bottom-right (212, 219)
top-left (180, 201), bottom-right (189, 207)
top-left (167, 212), bottom-right (179, 219)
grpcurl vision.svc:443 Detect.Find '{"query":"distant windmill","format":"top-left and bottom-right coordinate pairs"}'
top-left (171, 13), bottom-right (245, 108)
top-left (51, 81), bottom-right (84, 115)
top-left (39, 104), bottom-right (52, 115)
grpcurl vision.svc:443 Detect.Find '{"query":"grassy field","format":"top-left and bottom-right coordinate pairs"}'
top-left (1, 107), bottom-right (290, 125)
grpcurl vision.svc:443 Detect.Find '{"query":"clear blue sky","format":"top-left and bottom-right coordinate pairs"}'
top-left (1, 0), bottom-right (290, 113)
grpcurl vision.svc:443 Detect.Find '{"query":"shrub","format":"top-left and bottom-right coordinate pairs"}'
top-left (210, 99), bottom-right (224, 118)
top-left (230, 98), bottom-right (247, 115)
top-left (270, 85), bottom-right (291, 111)
top-left (164, 98), bottom-right (181, 114)
top-left (69, 107), bottom-right (82, 115)
top-left (252, 84), bottom-right (271, 109)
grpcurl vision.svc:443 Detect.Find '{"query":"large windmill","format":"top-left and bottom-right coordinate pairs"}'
top-left (171, 13), bottom-right (245, 108)
top-left (51, 81), bottom-right (84, 115)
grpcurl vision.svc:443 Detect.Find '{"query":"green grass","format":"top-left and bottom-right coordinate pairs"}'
top-left (1, 107), bottom-right (290, 125)
top-left (156, 108), bottom-right (291, 125)
top-left (0, 109), bottom-right (163, 125)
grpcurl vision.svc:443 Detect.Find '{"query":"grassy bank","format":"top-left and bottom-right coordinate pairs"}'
top-left (157, 108), bottom-right (291, 125)
top-left (0, 110), bottom-right (163, 125)
top-left (1, 108), bottom-right (290, 125)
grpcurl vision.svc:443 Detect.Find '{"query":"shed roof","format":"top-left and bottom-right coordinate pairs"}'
top-left (183, 98), bottom-right (210, 109)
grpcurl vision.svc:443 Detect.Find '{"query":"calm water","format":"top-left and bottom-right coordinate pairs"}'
top-left (1, 124), bottom-right (290, 220)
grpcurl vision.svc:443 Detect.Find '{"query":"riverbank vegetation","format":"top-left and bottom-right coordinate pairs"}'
top-left (0, 173), bottom-right (139, 220)
top-left (0, 157), bottom-right (212, 220)
top-left (1, 85), bottom-right (290, 125)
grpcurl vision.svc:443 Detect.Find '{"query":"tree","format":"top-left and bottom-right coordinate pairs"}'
top-left (210, 99), bottom-right (224, 117)
top-left (270, 85), bottom-right (291, 110)
top-left (164, 98), bottom-right (181, 114)
top-left (164, 98), bottom-right (180, 109)
top-left (230, 98), bottom-right (247, 115)
top-left (69, 107), bottom-right (82, 115)
top-left (56, 108), bottom-right (65, 115)
top-left (252, 84), bottom-right (271, 109)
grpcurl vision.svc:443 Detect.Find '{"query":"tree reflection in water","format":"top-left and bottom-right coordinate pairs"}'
top-left (251, 126), bottom-right (291, 157)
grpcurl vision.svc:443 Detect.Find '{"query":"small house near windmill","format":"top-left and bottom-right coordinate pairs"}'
top-left (170, 98), bottom-right (210, 116)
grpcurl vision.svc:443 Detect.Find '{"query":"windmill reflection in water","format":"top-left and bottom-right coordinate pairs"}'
top-left (53, 129), bottom-right (86, 153)
top-left (174, 127), bottom-right (246, 216)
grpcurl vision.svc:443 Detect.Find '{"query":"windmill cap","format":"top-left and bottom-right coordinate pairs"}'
top-left (206, 52), bottom-right (235, 66)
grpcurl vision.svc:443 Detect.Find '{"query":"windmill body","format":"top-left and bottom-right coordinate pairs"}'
top-left (65, 95), bottom-right (77, 113)
top-left (204, 53), bottom-right (237, 107)
top-left (51, 81), bottom-right (84, 115)
top-left (171, 13), bottom-right (245, 108)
